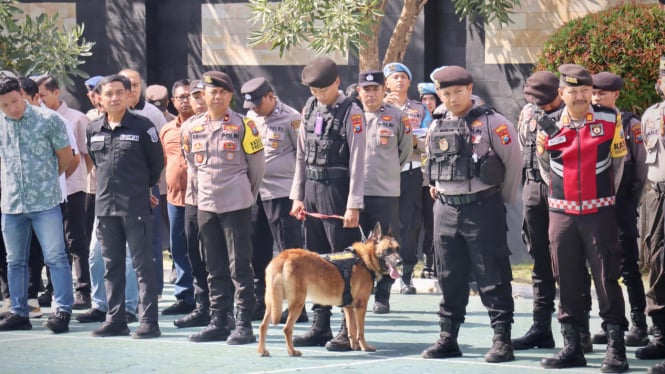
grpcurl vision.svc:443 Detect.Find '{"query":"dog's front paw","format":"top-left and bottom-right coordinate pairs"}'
top-left (288, 349), bottom-right (302, 357)
top-left (258, 349), bottom-right (271, 357)
top-left (361, 344), bottom-right (376, 352)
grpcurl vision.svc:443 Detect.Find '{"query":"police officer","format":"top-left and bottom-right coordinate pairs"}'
top-left (322, 70), bottom-right (412, 350)
top-left (537, 64), bottom-right (629, 372)
top-left (638, 56), bottom-right (665, 374)
top-left (382, 62), bottom-right (432, 304)
top-left (590, 72), bottom-right (649, 348)
top-left (513, 71), bottom-right (564, 349)
top-left (421, 66), bottom-right (520, 363)
top-left (289, 56), bottom-right (366, 349)
top-left (239, 77), bottom-right (304, 322)
top-left (86, 74), bottom-right (164, 339)
top-left (181, 71), bottom-right (265, 345)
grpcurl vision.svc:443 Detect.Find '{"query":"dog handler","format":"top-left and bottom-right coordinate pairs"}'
top-left (422, 66), bottom-right (521, 363)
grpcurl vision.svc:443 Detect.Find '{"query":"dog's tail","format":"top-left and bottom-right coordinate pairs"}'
top-left (265, 265), bottom-right (284, 325)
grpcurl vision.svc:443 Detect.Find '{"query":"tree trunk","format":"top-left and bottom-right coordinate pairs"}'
top-left (358, 0), bottom-right (387, 71)
top-left (382, 0), bottom-right (429, 66)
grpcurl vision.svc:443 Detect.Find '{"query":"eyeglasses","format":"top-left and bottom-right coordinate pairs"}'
top-left (174, 95), bottom-right (190, 102)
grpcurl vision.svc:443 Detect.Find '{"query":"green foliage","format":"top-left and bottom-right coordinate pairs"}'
top-left (0, 0), bottom-right (94, 87)
top-left (535, 2), bottom-right (665, 114)
top-left (452, 0), bottom-right (521, 26)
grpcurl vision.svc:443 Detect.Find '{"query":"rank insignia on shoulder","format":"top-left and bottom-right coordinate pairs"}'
top-left (223, 114), bottom-right (230, 122)
top-left (494, 124), bottom-right (511, 145)
top-left (351, 114), bottom-right (363, 134)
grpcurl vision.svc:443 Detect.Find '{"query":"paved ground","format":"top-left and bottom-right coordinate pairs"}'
top-left (0, 279), bottom-right (661, 373)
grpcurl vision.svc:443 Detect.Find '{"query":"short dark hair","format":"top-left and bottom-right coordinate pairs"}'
top-left (18, 77), bottom-right (39, 98)
top-left (99, 74), bottom-right (131, 91)
top-left (0, 76), bottom-right (21, 95)
top-left (171, 79), bottom-right (190, 95)
top-left (34, 74), bottom-right (59, 91)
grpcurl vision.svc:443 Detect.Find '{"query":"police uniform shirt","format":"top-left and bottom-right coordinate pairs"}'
top-left (427, 98), bottom-right (522, 203)
top-left (517, 102), bottom-right (540, 152)
top-left (641, 101), bottom-right (665, 183)
top-left (181, 110), bottom-right (265, 214)
top-left (397, 99), bottom-right (430, 166)
top-left (289, 92), bottom-right (366, 210)
top-left (620, 112), bottom-right (647, 192)
top-left (247, 98), bottom-right (300, 201)
top-left (363, 104), bottom-right (412, 197)
top-left (537, 106), bottom-right (626, 190)
top-left (180, 113), bottom-right (204, 207)
top-left (86, 110), bottom-right (165, 216)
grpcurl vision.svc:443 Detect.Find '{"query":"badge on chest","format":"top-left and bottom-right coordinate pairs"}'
top-left (589, 123), bottom-right (604, 137)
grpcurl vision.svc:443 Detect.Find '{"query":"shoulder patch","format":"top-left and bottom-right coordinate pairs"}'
top-left (291, 119), bottom-right (301, 130)
top-left (242, 118), bottom-right (264, 154)
top-left (147, 127), bottom-right (159, 143)
top-left (351, 114), bottom-right (363, 134)
top-left (536, 132), bottom-right (546, 155)
top-left (494, 124), bottom-right (511, 145)
top-left (401, 116), bottom-right (411, 134)
top-left (631, 123), bottom-right (643, 144)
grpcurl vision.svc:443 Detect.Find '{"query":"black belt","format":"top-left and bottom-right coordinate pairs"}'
top-left (306, 167), bottom-right (349, 181)
top-left (525, 168), bottom-right (543, 182)
top-left (437, 186), bottom-right (499, 206)
top-left (653, 181), bottom-right (665, 194)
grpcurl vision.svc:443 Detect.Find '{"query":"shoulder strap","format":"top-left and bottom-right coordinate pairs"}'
top-left (302, 96), bottom-right (317, 124)
top-left (463, 103), bottom-right (494, 124)
top-left (330, 97), bottom-right (362, 138)
top-left (621, 111), bottom-right (638, 129)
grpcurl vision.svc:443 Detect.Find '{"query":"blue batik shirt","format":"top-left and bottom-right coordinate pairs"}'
top-left (0, 103), bottom-right (69, 213)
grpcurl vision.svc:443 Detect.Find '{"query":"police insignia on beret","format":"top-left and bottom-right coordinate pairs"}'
top-left (431, 66), bottom-right (473, 89)
top-left (202, 71), bottom-right (235, 92)
top-left (358, 70), bottom-right (384, 87)
top-left (244, 93), bottom-right (253, 101)
top-left (366, 74), bottom-right (374, 81)
top-left (557, 64), bottom-right (592, 87)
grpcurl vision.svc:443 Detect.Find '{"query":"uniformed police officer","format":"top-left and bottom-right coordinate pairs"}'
top-left (382, 62), bottom-right (432, 304)
top-left (181, 71), bottom-right (265, 345)
top-left (637, 56), bottom-right (665, 374)
top-left (86, 74), bottom-right (164, 339)
top-left (537, 64), bottom-right (629, 372)
top-left (320, 70), bottom-right (412, 351)
top-left (513, 71), bottom-right (563, 350)
top-left (590, 72), bottom-right (649, 348)
top-left (239, 77), bottom-right (305, 322)
top-left (421, 66), bottom-right (521, 363)
top-left (289, 56), bottom-right (366, 349)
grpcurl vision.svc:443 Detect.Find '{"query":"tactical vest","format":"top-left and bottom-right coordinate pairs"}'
top-left (427, 104), bottom-right (494, 182)
top-left (303, 97), bottom-right (359, 169)
top-left (618, 111), bottom-right (639, 195)
top-left (320, 249), bottom-right (367, 307)
top-left (522, 105), bottom-right (564, 181)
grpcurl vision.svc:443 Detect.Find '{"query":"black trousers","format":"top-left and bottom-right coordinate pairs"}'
top-left (521, 179), bottom-right (556, 319)
top-left (252, 197), bottom-right (303, 283)
top-left (615, 194), bottom-right (647, 316)
top-left (303, 178), bottom-right (360, 254)
top-left (198, 207), bottom-right (255, 314)
top-left (399, 168), bottom-right (423, 266)
top-left (421, 186), bottom-right (435, 260)
top-left (97, 215), bottom-right (158, 324)
top-left (434, 192), bottom-right (514, 326)
top-left (549, 209), bottom-right (628, 329)
top-left (62, 191), bottom-right (90, 294)
top-left (646, 189), bottom-right (665, 318)
top-left (185, 204), bottom-right (208, 301)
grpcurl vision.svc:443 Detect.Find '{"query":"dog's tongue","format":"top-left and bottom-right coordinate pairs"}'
top-left (388, 264), bottom-right (401, 279)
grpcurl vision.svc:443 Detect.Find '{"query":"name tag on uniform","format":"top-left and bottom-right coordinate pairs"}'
top-left (119, 134), bottom-right (140, 142)
top-left (91, 135), bottom-right (105, 143)
top-left (548, 135), bottom-right (566, 147)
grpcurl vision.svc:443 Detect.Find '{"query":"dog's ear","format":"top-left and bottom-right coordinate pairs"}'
top-left (386, 224), bottom-right (393, 237)
top-left (371, 222), bottom-right (383, 240)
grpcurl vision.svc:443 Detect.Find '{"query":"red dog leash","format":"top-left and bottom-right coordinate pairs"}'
top-left (297, 210), bottom-right (367, 242)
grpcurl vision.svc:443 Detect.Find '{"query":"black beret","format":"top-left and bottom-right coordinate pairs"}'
top-left (301, 57), bottom-right (338, 88)
top-left (240, 77), bottom-right (272, 109)
top-left (592, 72), bottom-right (624, 91)
top-left (431, 66), bottom-right (473, 89)
top-left (557, 64), bottom-right (592, 87)
top-left (202, 71), bottom-right (234, 92)
top-left (358, 70), bottom-right (384, 87)
top-left (523, 71), bottom-right (559, 106)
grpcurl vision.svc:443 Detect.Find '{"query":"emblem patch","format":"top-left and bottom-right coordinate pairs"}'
top-left (191, 125), bottom-right (205, 132)
top-left (291, 120), bottom-right (301, 130)
top-left (631, 124), bottom-right (643, 144)
top-left (225, 152), bottom-right (235, 161)
top-left (223, 114), bottom-right (230, 122)
top-left (471, 120), bottom-right (483, 128)
top-left (223, 124), bottom-right (239, 132)
top-left (195, 153), bottom-right (204, 163)
top-left (589, 123), bottom-right (604, 137)
top-left (494, 124), bottom-right (511, 145)
top-left (222, 141), bottom-right (236, 151)
top-left (272, 141), bottom-right (279, 149)
top-left (351, 114), bottom-right (363, 134)
top-left (402, 116), bottom-right (411, 134)
top-left (439, 138), bottom-right (449, 151)
top-left (381, 115), bottom-right (392, 122)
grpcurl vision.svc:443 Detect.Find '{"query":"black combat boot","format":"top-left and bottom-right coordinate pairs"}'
top-left (420, 253), bottom-right (435, 278)
top-left (592, 326), bottom-right (609, 345)
top-left (541, 323), bottom-right (587, 369)
top-left (279, 306), bottom-right (309, 324)
top-left (252, 279), bottom-right (266, 321)
top-left (422, 318), bottom-right (463, 359)
top-left (600, 323), bottom-right (629, 373)
top-left (485, 323), bottom-right (515, 363)
top-left (174, 295), bottom-right (210, 328)
top-left (625, 312), bottom-right (649, 347)
top-left (325, 314), bottom-right (351, 351)
top-left (227, 310), bottom-right (256, 345)
top-left (188, 310), bottom-right (234, 342)
top-left (292, 305), bottom-right (332, 347)
top-left (580, 313), bottom-right (593, 353)
top-left (648, 361), bottom-right (665, 374)
top-left (373, 276), bottom-right (393, 314)
top-left (636, 317), bottom-right (665, 359)
top-left (400, 264), bottom-right (416, 294)
top-left (512, 311), bottom-right (555, 350)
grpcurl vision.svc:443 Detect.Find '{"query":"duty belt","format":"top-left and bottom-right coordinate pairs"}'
top-left (306, 167), bottom-right (349, 181)
top-left (437, 186), bottom-right (499, 206)
top-left (525, 168), bottom-right (543, 182)
top-left (653, 181), bottom-right (665, 194)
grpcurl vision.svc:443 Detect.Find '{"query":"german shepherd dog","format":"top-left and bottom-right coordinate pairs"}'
top-left (257, 223), bottom-right (402, 357)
